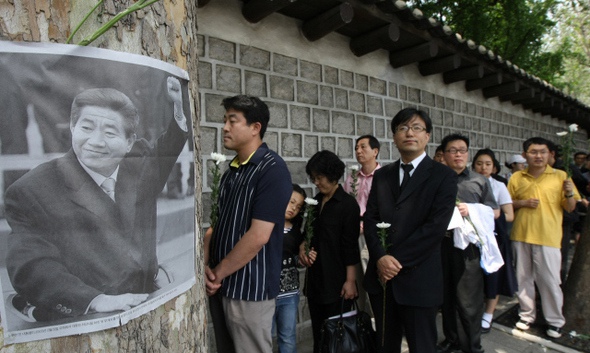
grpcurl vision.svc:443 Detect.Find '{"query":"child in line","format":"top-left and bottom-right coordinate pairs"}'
top-left (273, 184), bottom-right (306, 353)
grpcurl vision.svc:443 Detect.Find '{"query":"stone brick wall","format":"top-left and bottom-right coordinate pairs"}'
top-left (196, 2), bottom-right (588, 350)
top-left (198, 33), bottom-right (588, 225)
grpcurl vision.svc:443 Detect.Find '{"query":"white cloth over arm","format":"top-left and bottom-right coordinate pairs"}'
top-left (452, 203), bottom-right (504, 273)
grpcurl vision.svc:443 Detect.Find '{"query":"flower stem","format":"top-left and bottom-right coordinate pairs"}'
top-left (304, 203), bottom-right (316, 256)
top-left (350, 172), bottom-right (358, 198)
top-left (381, 283), bottom-right (386, 346)
top-left (376, 224), bottom-right (391, 347)
top-left (77, 0), bottom-right (160, 46)
top-left (210, 163), bottom-right (222, 228)
top-left (66, 0), bottom-right (104, 44)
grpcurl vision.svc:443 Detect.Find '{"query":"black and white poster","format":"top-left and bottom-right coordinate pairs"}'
top-left (0, 42), bottom-right (195, 344)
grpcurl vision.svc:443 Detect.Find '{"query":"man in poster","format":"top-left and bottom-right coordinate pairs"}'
top-left (4, 77), bottom-right (188, 322)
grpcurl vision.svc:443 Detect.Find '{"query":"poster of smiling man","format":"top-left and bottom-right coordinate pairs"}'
top-left (0, 42), bottom-right (195, 344)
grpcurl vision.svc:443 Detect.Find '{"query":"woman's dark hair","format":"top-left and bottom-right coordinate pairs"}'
top-left (493, 158), bottom-right (502, 174)
top-left (305, 150), bottom-right (345, 183)
top-left (471, 148), bottom-right (496, 170)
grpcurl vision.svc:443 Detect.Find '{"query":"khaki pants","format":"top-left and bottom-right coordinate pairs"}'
top-left (514, 241), bottom-right (565, 327)
top-left (221, 297), bottom-right (276, 353)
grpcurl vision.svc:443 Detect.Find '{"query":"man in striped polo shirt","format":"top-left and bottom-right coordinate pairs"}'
top-left (204, 95), bottom-right (292, 353)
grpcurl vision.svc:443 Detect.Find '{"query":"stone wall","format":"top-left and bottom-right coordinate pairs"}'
top-left (196, 0), bottom-right (588, 350)
top-left (197, 29), bottom-right (588, 221)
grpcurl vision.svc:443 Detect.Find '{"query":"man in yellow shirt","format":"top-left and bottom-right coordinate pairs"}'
top-left (508, 137), bottom-right (579, 339)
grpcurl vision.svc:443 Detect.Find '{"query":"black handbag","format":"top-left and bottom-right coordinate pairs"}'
top-left (319, 298), bottom-right (376, 353)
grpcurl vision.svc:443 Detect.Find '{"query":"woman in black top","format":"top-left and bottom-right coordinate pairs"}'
top-left (299, 150), bottom-right (361, 353)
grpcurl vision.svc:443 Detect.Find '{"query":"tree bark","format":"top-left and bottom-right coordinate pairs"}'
top-left (0, 0), bottom-right (206, 351)
top-left (563, 213), bottom-right (590, 334)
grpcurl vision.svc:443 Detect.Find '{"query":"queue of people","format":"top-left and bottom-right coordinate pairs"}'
top-left (204, 94), bottom-right (586, 353)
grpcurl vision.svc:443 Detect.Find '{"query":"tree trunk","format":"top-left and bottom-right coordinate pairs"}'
top-left (0, 0), bottom-right (206, 352)
top-left (563, 212), bottom-right (590, 334)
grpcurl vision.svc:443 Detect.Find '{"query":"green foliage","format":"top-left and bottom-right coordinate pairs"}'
top-left (547, 0), bottom-right (590, 104)
top-left (410, 0), bottom-right (565, 90)
top-left (528, 51), bottom-right (565, 82)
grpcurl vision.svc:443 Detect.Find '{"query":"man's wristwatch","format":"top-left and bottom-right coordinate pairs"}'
top-left (566, 193), bottom-right (574, 198)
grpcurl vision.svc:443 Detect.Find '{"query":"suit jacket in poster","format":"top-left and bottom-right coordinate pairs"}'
top-left (4, 118), bottom-right (187, 320)
top-left (363, 156), bottom-right (458, 307)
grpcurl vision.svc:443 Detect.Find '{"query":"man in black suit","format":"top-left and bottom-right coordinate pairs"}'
top-left (4, 77), bottom-right (188, 321)
top-left (363, 108), bottom-right (458, 353)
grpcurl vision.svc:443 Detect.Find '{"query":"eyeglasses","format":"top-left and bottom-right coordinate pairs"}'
top-left (526, 150), bottom-right (549, 156)
top-left (395, 125), bottom-right (427, 134)
top-left (445, 148), bottom-right (468, 155)
top-left (309, 174), bottom-right (327, 183)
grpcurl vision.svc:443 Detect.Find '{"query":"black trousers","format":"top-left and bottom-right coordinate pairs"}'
top-left (369, 287), bottom-right (438, 353)
top-left (441, 237), bottom-right (484, 353)
top-left (561, 220), bottom-right (574, 282)
top-left (308, 299), bottom-right (353, 353)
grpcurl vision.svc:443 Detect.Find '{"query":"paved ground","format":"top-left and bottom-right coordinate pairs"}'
top-left (295, 295), bottom-right (582, 353)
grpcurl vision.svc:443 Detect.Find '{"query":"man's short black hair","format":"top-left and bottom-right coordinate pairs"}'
top-left (70, 88), bottom-right (139, 138)
top-left (356, 135), bottom-right (380, 152)
top-left (523, 137), bottom-right (552, 153)
top-left (440, 133), bottom-right (469, 152)
top-left (390, 108), bottom-right (432, 134)
top-left (305, 150), bottom-right (345, 183)
top-left (222, 95), bottom-right (270, 139)
top-left (574, 151), bottom-right (587, 158)
top-left (435, 144), bottom-right (444, 153)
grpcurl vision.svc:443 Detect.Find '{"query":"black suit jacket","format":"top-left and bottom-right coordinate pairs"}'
top-left (5, 118), bottom-right (187, 320)
top-left (363, 156), bottom-right (458, 307)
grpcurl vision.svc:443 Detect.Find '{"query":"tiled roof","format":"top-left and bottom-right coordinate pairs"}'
top-left (199, 0), bottom-right (590, 131)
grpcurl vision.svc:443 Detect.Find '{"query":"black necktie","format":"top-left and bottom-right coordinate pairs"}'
top-left (400, 163), bottom-right (414, 191)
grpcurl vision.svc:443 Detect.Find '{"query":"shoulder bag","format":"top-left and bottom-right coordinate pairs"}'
top-left (319, 298), bottom-right (376, 353)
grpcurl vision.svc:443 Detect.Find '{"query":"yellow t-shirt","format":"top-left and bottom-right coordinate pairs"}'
top-left (508, 165), bottom-right (580, 248)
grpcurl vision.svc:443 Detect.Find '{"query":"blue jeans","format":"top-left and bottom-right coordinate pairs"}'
top-left (273, 293), bottom-right (299, 353)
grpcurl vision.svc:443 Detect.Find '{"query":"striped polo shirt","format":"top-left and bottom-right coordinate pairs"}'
top-left (210, 143), bottom-right (292, 301)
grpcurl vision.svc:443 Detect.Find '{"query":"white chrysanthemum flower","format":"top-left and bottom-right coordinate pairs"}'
top-left (211, 152), bottom-right (227, 165)
top-left (556, 131), bottom-right (568, 137)
top-left (305, 198), bottom-right (319, 206)
top-left (569, 123), bottom-right (578, 132)
top-left (349, 165), bottom-right (360, 172)
top-left (376, 222), bottom-right (391, 229)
